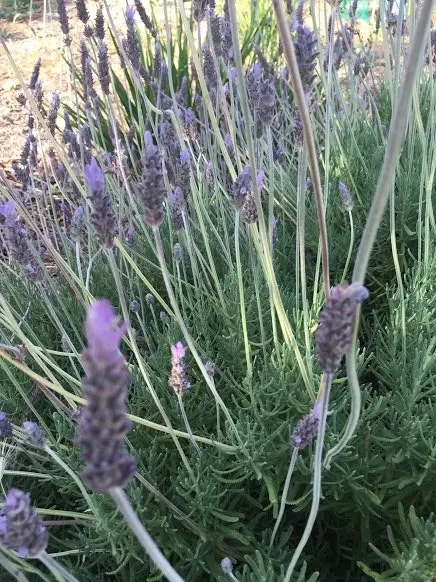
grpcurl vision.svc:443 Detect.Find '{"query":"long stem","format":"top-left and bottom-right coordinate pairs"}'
top-left (341, 210), bottom-right (355, 282)
top-left (324, 332), bottom-right (360, 470)
top-left (38, 552), bottom-right (79, 582)
top-left (269, 447), bottom-right (299, 548)
top-left (177, 394), bottom-right (200, 454)
top-left (332, 1), bottom-right (435, 467)
top-left (0, 550), bottom-right (30, 582)
top-left (235, 213), bottom-right (252, 377)
top-left (272, 0), bottom-right (330, 299)
top-left (110, 488), bottom-right (184, 582)
top-left (284, 374), bottom-right (332, 582)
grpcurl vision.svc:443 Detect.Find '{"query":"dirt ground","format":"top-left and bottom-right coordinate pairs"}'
top-left (0, 5), bottom-right (76, 174)
top-left (0, 0), bottom-right (132, 175)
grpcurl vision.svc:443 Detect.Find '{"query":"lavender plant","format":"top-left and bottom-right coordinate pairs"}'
top-left (0, 0), bottom-right (435, 580)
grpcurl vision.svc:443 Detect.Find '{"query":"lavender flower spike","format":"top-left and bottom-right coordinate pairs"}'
top-left (231, 167), bottom-right (252, 210)
top-left (136, 132), bottom-right (166, 227)
top-left (291, 399), bottom-right (322, 449)
top-left (23, 422), bottom-right (45, 447)
top-left (85, 157), bottom-right (118, 248)
top-left (56, 0), bottom-right (70, 43)
top-left (339, 182), bottom-right (353, 211)
top-left (77, 300), bottom-right (136, 492)
top-left (0, 411), bottom-right (13, 438)
top-left (316, 282), bottom-right (369, 373)
top-left (0, 489), bottom-right (47, 557)
top-left (169, 342), bottom-right (190, 396)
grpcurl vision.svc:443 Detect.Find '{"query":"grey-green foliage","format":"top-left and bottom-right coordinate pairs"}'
top-left (358, 506), bottom-right (436, 581)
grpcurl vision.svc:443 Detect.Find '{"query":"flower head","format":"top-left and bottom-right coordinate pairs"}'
top-left (136, 132), bottom-right (167, 227)
top-left (291, 399), bottom-right (323, 449)
top-left (0, 412), bottom-right (13, 438)
top-left (85, 156), bottom-right (105, 193)
top-left (23, 422), bottom-right (45, 447)
top-left (316, 282), bottom-right (369, 373)
top-left (293, 22), bottom-right (319, 95)
top-left (85, 157), bottom-right (118, 248)
top-left (221, 557), bottom-right (233, 574)
top-left (0, 489), bottom-right (47, 557)
top-left (339, 182), bottom-right (353, 211)
top-left (78, 300), bottom-right (136, 492)
top-left (169, 342), bottom-right (190, 396)
top-left (231, 167), bottom-right (252, 211)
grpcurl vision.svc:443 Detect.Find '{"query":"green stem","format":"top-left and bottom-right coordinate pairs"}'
top-left (0, 550), bottom-right (30, 582)
top-left (341, 210), bottom-right (355, 282)
top-left (284, 374), bottom-right (332, 581)
top-left (177, 394), bottom-right (200, 454)
top-left (235, 213), bottom-right (252, 376)
top-left (110, 488), bottom-right (184, 582)
top-left (38, 552), bottom-right (79, 582)
top-left (297, 148), bottom-right (312, 378)
top-left (272, 0), bottom-right (330, 299)
top-left (269, 447), bottom-right (299, 548)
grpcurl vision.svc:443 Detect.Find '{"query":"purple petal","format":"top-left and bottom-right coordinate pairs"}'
top-left (85, 157), bottom-right (105, 193)
top-left (86, 300), bottom-right (126, 354)
top-left (171, 341), bottom-right (186, 360)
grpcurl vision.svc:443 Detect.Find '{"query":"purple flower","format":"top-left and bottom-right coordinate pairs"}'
top-left (28, 58), bottom-right (41, 91)
top-left (23, 422), bottom-right (45, 447)
top-left (56, 0), bottom-right (70, 41)
top-left (126, 5), bottom-right (135, 23)
top-left (98, 41), bottom-right (110, 95)
top-left (0, 201), bottom-right (41, 281)
top-left (134, 0), bottom-right (156, 37)
top-left (0, 489), bottom-right (47, 557)
top-left (316, 282), bottom-right (369, 373)
top-left (202, 44), bottom-right (217, 97)
top-left (47, 92), bottom-right (61, 135)
top-left (85, 157), bottom-right (118, 248)
top-left (339, 182), bottom-right (353, 211)
top-left (293, 22), bottom-right (319, 95)
top-left (169, 342), bottom-right (190, 396)
top-left (85, 156), bottom-right (105, 193)
top-left (125, 225), bottom-right (135, 246)
top-left (231, 167), bottom-right (252, 210)
top-left (136, 132), bottom-right (166, 227)
top-left (210, 14), bottom-right (224, 57)
top-left (180, 149), bottom-right (190, 164)
top-left (169, 187), bottom-right (186, 231)
top-left (77, 300), bottom-right (136, 492)
top-left (75, 0), bottom-right (89, 24)
top-left (125, 7), bottom-right (141, 71)
top-left (291, 399), bottom-right (323, 449)
top-left (0, 411), bottom-right (13, 438)
top-left (95, 6), bottom-right (105, 39)
top-left (193, 0), bottom-right (208, 22)
top-left (221, 557), bottom-right (233, 574)
top-left (70, 205), bottom-right (85, 242)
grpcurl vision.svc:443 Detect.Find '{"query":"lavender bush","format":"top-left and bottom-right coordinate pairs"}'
top-left (0, 0), bottom-right (436, 580)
